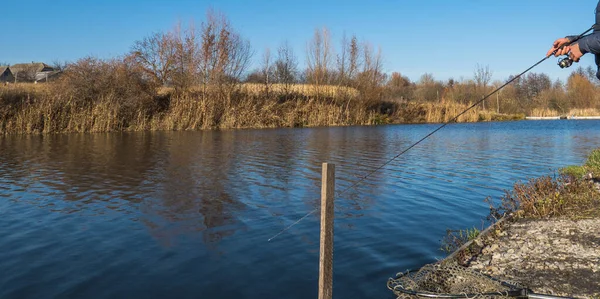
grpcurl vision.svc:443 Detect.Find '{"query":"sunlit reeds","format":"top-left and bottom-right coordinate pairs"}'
top-left (0, 82), bottom-right (527, 134)
top-left (529, 107), bottom-right (600, 117)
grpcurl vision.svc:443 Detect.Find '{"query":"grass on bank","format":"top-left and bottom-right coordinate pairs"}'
top-left (440, 227), bottom-right (481, 254)
top-left (241, 83), bottom-right (360, 98)
top-left (530, 107), bottom-right (600, 117)
top-left (490, 148), bottom-right (600, 220)
top-left (0, 82), bottom-right (525, 134)
top-left (158, 83), bottom-right (360, 98)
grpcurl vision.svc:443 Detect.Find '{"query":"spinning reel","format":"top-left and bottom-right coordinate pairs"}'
top-left (558, 56), bottom-right (573, 68)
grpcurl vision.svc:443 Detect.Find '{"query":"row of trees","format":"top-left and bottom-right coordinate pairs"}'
top-left (48, 9), bottom-right (600, 116)
top-left (3, 8), bottom-right (600, 134)
top-left (130, 11), bottom-right (252, 97)
top-left (399, 66), bottom-right (600, 114)
top-left (128, 13), bottom-right (387, 105)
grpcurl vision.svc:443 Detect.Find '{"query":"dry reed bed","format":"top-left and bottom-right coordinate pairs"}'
top-left (1, 83), bottom-right (524, 134)
top-left (241, 83), bottom-right (359, 98)
top-left (0, 85), bottom-right (372, 133)
top-left (158, 83), bottom-right (360, 98)
top-left (530, 107), bottom-right (600, 117)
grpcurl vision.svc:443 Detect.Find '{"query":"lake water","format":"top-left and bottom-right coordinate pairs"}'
top-left (1, 120), bottom-right (599, 299)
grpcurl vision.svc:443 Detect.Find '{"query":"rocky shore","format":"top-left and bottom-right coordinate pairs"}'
top-left (388, 159), bottom-right (600, 299)
top-left (447, 217), bottom-right (600, 298)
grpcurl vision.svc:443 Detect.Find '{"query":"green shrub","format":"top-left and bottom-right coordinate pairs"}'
top-left (585, 149), bottom-right (600, 175)
top-left (559, 165), bottom-right (587, 179)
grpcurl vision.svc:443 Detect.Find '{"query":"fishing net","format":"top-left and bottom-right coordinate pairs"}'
top-left (387, 263), bottom-right (531, 299)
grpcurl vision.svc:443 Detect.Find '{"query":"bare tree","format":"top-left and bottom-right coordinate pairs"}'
top-left (222, 29), bottom-right (252, 88)
top-left (386, 72), bottom-right (413, 101)
top-left (131, 31), bottom-right (177, 85)
top-left (171, 21), bottom-right (201, 93)
top-left (336, 33), bottom-right (349, 86)
top-left (244, 69), bottom-right (264, 83)
top-left (260, 47), bottom-right (274, 96)
top-left (198, 10), bottom-right (252, 96)
top-left (347, 35), bottom-right (361, 87)
top-left (573, 66), bottom-right (600, 86)
top-left (51, 60), bottom-right (70, 72)
top-left (306, 27), bottom-right (333, 99)
top-left (274, 40), bottom-right (298, 97)
top-left (356, 42), bottom-right (385, 105)
top-left (567, 72), bottom-right (596, 108)
top-left (415, 73), bottom-right (445, 102)
top-left (474, 64), bottom-right (493, 109)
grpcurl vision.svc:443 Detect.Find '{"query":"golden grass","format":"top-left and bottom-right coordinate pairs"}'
top-left (423, 102), bottom-right (481, 123)
top-left (0, 82), bottom-right (526, 134)
top-left (568, 108), bottom-right (600, 116)
top-left (241, 83), bottom-right (359, 97)
top-left (158, 83), bottom-right (360, 98)
top-left (159, 94), bottom-right (371, 130)
top-left (397, 101), bottom-right (524, 124)
top-left (0, 96), bottom-right (144, 134)
top-left (0, 85), bottom-right (372, 133)
top-left (529, 107), bottom-right (600, 117)
top-left (1, 82), bottom-right (48, 90)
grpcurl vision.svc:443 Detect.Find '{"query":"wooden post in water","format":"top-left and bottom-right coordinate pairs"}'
top-left (318, 163), bottom-right (335, 299)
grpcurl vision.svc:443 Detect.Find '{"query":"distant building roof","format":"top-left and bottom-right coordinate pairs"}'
top-left (10, 62), bottom-right (54, 74)
top-left (35, 70), bottom-right (62, 82)
top-left (0, 66), bottom-right (9, 74)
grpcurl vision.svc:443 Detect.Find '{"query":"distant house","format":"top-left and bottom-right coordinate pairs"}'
top-left (0, 66), bottom-right (14, 83)
top-left (10, 62), bottom-right (60, 83)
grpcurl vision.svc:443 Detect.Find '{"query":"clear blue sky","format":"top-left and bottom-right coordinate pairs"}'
top-left (1, 0), bottom-right (598, 83)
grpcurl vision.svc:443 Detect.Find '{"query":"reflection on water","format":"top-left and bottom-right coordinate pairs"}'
top-left (0, 120), bottom-right (599, 299)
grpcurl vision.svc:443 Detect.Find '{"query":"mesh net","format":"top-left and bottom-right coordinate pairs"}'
top-left (387, 263), bottom-right (525, 299)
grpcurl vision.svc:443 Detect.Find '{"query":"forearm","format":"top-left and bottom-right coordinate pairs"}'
top-left (568, 33), bottom-right (600, 54)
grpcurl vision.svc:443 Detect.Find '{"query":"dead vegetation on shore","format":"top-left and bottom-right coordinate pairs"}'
top-left (442, 149), bottom-right (600, 255)
top-left (487, 148), bottom-right (600, 221)
top-left (0, 81), bottom-right (525, 134)
top-left (433, 149), bottom-right (600, 298)
top-left (5, 9), bottom-right (600, 135)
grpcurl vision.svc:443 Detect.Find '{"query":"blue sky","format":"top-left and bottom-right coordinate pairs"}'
top-left (1, 0), bottom-right (598, 83)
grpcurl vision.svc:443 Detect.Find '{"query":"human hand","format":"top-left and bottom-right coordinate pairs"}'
top-left (547, 37), bottom-right (571, 57)
top-left (569, 43), bottom-right (584, 62)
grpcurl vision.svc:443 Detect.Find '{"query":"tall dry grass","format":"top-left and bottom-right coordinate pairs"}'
top-left (241, 83), bottom-right (359, 98)
top-left (160, 93), bottom-right (371, 130)
top-left (159, 83), bottom-right (360, 98)
top-left (0, 83), bottom-right (374, 134)
top-left (0, 80), bottom-right (526, 134)
top-left (529, 107), bottom-right (600, 117)
top-left (392, 101), bottom-right (525, 124)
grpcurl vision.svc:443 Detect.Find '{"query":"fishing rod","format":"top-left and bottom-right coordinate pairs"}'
top-left (268, 26), bottom-right (594, 242)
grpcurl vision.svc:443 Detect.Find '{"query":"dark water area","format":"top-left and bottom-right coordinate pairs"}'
top-left (1, 120), bottom-right (599, 299)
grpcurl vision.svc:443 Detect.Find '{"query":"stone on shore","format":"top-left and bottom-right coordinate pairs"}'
top-left (456, 218), bottom-right (600, 298)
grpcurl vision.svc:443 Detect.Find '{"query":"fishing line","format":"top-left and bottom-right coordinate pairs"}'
top-left (268, 26), bottom-right (594, 242)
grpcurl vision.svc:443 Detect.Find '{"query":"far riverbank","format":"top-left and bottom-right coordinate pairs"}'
top-left (1, 83), bottom-right (526, 134)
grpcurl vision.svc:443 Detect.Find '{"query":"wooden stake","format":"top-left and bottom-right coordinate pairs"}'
top-left (318, 163), bottom-right (335, 299)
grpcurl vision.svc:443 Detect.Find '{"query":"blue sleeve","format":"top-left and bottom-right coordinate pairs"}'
top-left (575, 33), bottom-right (600, 55)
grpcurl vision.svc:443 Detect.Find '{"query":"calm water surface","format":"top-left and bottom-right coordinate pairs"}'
top-left (1, 120), bottom-right (599, 299)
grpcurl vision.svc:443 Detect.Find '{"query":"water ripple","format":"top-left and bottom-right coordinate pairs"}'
top-left (1, 121), bottom-right (599, 299)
